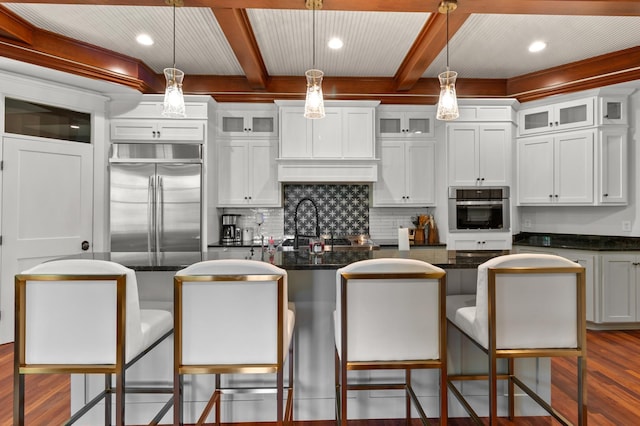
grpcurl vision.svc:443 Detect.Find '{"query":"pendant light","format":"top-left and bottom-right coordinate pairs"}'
top-left (436, 0), bottom-right (459, 121)
top-left (304, 0), bottom-right (325, 119)
top-left (162, 0), bottom-right (186, 118)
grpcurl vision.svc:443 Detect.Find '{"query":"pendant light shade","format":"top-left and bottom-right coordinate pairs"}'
top-left (436, 0), bottom-right (459, 121)
top-left (304, 0), bottom-right (325, 119)
top-left (162, 1), bottom-right (186, 118)
top-left (163, 67), bottom-right (186, 118)
top-left (436, 69), bottom-right (459, 121)
top-left (304, 69), bottom-right (325, 119)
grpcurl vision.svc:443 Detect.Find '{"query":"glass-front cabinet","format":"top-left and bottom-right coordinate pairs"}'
top-left (376, 107), bottom-right (435, 138)
top-left (518, 97), bottom-right (594, 136)
top-left (217, 107), bottom-right (277, 138)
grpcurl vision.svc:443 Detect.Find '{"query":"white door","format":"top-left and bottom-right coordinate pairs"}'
top-left (448, 124), bottom-right (479, 186)
top-left (479, 124), bottom-right (510, 186)
top-left (0, 136), bottom-right (93, 343)
top-left (555, 130), bottom-right (594, 204)
top-left (517, 136), bottom-right (554, 204)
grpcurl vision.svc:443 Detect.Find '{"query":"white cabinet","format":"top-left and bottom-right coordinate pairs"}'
top-left (217, 108), bottom-right (277, 138)
top-left (517, 129), bottom-right (594, 205)
top-left (447, 232), bottom-right (511, 250)
top-left (373, 140), bottom-right (435, 206)
top-left (376, 108), bottom-right (434, 138)
top-left (518, 97), bottom-right (594, 136)
top-left (599, 96), bottom-right (628, 125)
top-left (110, 119), bottom-right (204, 141)
top-left (514, 246), bottom-right (596, 323)
top-left (597, 127), bottom-right (628, 204)
top-left (447, 123), bottom-right (511, 186)
top-left (600, 254), bottom-right (640, 323)
top-left (278, 105), bottom-right (375, 159)
top-left (217, 140), bottom-right (280, 207)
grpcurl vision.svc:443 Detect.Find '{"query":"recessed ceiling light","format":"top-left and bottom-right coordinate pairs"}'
top-left (136, 34), bottom-right (154, 46)
top-left (328, 37), bottom-right (344, 50)
top-left (528, 41), bottom-right (547, 53)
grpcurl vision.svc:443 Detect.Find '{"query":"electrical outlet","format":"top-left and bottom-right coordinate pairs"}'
top-left (622, 221), bottom-right (632, 231)
top-left (523, 219), bottom-right (532, 228)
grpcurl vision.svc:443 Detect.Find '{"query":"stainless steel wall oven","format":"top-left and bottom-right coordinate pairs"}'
top-left (448, 186), bottom-right (510, 232)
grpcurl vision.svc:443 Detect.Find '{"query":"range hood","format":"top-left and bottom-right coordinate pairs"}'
top-left (277, 159), bottom-right (378, 183)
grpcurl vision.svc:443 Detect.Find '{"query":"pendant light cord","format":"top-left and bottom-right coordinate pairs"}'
top-left (445, 8), bottom-right (449, 70)
top-left (172, 4), bottom-right (176, 69)
top-left (312, 3), bottom-right (316, 69)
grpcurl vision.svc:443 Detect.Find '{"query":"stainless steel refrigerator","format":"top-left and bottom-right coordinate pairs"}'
top-left (109, 143), bottom-right (202, 252)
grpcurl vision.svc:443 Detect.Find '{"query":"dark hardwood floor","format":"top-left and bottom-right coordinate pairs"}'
top-left (2, 329), bottom-right (640, 425)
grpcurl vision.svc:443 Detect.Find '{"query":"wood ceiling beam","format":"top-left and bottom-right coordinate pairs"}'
top-left (394, 10), bottom-right (469, 91)
top-left (212, 8), bottom-right (268, 89)
top-left (0, 5), bottom-right (33, 43)
top-left (3, 0), bottom-right (640, 16)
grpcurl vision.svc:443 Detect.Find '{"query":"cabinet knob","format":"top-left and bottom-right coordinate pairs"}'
top-left (244, 196), bottom-right (248, 200)
top-left (152, 130), bottom-right (157, 137)
top-left (604, 193), bottom-right (609, 197)
top-left (633, 262), bottom-right (639, 266)
top-left (549, 122), bottom-right (553, 127)
top-left (248, 196), bottom-right (252, 200)
top-left (555, 121), bottom-right (559, 126)
top-left (555, 194), bottom-right (559, 198)
top-left (480, 177), bottom-right (485, 181)
top-left (549, 194), bottom-right (553, 198)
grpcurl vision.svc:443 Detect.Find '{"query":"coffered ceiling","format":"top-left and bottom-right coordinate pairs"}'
top-left (0, 0), bottom-right (639, 103)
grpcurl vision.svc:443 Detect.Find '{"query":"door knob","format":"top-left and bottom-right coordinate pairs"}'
top-left (81, 240), bottom-right (90, 251)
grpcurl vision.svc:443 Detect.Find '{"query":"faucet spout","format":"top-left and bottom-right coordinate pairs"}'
top-left (293, 197), bottom-right (320, 249)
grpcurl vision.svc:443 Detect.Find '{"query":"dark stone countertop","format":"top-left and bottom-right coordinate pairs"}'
top-left (61, 249), bottom-right (492, 271)
top-left (513, 232), bottom-right (640, 251)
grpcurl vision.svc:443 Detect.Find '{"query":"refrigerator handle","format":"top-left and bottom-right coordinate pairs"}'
top-left (156, 175), bottom-right (163, 254)
top-left (148, 176), bottom-right (154, 253)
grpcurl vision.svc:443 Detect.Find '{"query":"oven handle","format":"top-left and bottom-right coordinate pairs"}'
top-left (455, 200), bottom-right (505, 206)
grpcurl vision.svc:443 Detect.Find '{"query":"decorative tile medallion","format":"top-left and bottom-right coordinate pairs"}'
top-left (283, 184), bottom-right (369, 236)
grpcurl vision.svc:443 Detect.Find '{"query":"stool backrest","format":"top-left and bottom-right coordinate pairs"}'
top-left (175, 259), bottom-right (288, 365)
top-left (16, 259), bottom-right (142, 364)
top-left (474, 253), bottom-right (584, 349)
top-left (336, 258), bottom-right (446, 362)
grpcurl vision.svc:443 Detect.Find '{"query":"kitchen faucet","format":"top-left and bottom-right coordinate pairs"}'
top-left (293, 197), bottom-right (320, 250)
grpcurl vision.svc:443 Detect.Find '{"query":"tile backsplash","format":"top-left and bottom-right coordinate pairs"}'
top-left (283, 184), bottom-right (369, 236)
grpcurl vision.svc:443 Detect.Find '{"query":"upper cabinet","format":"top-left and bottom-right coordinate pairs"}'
top-left (373, 140), bottom-right (436, 207)
top-left (447, 123), bottom-right (512, 187)
top-left (110, 95), bottom-right (212, 143)
top-left (111, 120), bottom-right (204, 142)
top-left (277, 101), bottom-right (378, 159)
top-left (217, 105), bottom-right (278, 138)
top-left (518, 97), bottom-right (594, 136)
top-left (376, 107), bottom-right (435, 139)
top-left (516, 89), bottom-right (631, 207)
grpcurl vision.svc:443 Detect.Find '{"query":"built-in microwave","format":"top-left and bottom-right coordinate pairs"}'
top-left (448, 186), bottom-right (510, 232)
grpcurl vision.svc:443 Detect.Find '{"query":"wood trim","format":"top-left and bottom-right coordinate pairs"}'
top-left (394, 11), bottom-right (470, 91)
top-left (0, 5), bottom-right (33, 44)
top-left (212, 8), bottom-right (269, 89)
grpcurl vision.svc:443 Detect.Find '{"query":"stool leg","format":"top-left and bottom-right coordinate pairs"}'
top-left (489, 352), bottom-right (498, 425)
top-left (14, 371), bottom-right (25, 426)
top-left (116, 369), bottom-right (124, 426)
top-left (173, 372), bottom-right (183, 426)
top-left (105, 374), bottom-right (111, 426)
top-left (406, 369), bottom-right (411, 425)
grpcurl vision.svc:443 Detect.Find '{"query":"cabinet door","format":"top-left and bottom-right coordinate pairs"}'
top-left (312, 108), bottom-right (342, 158)
top-left (111, 120), bottom-right (157, 141)
top-left (560, 250), bottom-right (596, 323)
top-left (553, 98), bottom-right (594, 132)
top-left (343, 108), bottom-right (374, 158)
top-left (218, 110), bottom-right (277, 137)
top-left (218, 141), bottom-right (249, 206)
top-left (518, 105), bottom-right (552, 136)
top-left (448, 234), bottom-right (511, 251)
top-left (279, 107), bottom-right (311, 158)
top-left (599, 96), bottom-right (628, 125)
top-left (157, 121), bottom-right (204, 141)
top-left (478, 124), bottom-right (510, 186)
top-left (377, 111), bottom-right (404, 138)
top-left (373, 141), bottom-right (406, 206)
top-left (406, 141), bottom-right (435, 206)
top-left (447, 124), bottom-right (479, 186)
top-left (555, 130), bottom-right (593, 204)
top-left (517, 136), bottom-right (554, 204)
top-left (598, 128), bottom-right (627, 204)
top-left (601, 255), bottom-right (637, 323)
top-left (248, 141), bottom-right (281, 207)
top-left (404, 111), bottom-right (434, 138)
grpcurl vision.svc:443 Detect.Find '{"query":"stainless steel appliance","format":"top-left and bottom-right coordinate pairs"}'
top-left (221, 214), bottom-right (240, 246)
top-left (109, 143), bottom-right (202, 252)
top-left (448, 186), bottom-right (510, 232)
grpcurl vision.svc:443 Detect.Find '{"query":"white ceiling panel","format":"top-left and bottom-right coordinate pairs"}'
top-left (424, 14), bottom-right (640, 79)
top-left (248, 9), bottom-right (430, 77)
top-left (3, 4), bottom-right (243, 75)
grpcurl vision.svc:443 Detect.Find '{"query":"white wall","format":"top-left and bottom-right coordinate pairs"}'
top-left (518, 86), bottom-right (640, 237)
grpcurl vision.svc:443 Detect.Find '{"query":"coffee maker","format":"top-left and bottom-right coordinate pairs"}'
top-left (221, 214), bottom-right (240, 245)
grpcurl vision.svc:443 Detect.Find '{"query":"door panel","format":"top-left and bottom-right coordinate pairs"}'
top-left (1, 136), bottom-right (93, 343)
top-left (157, 163), bottom-right (201, 251)
top-left (110, 163), bottom-right (156, 252)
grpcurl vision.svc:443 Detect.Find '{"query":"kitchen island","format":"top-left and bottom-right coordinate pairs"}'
top-left (64, 249), bottom-right (548, 424)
